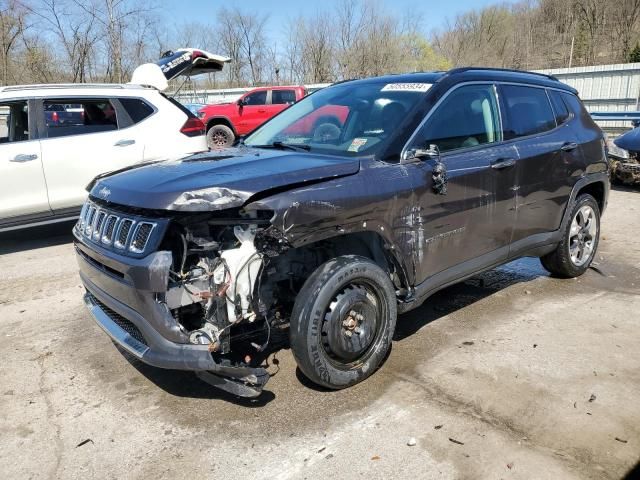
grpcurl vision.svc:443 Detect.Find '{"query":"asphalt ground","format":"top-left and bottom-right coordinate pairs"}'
top-left (1, 186), bottom-right (639, 480)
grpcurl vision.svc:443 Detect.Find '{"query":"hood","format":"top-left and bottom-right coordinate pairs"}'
top-left (130, 48), bottom-right (231, 91)
top-left (614, 127), bottom-right (640, 153)
top-left (90, 149), bottom-right (360, 212)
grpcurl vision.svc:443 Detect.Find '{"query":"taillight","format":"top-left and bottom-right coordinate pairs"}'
top-left (180, 117), bottom-right (205, 137)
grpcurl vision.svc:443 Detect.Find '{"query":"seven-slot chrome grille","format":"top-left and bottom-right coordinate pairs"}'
top-left (76, 200), bottom-right (158, 255)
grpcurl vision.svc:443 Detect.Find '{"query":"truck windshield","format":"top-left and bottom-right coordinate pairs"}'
top-left (244, 81), bottom-right (432, 157)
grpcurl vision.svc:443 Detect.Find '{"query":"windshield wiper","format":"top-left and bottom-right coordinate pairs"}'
top-left (251, 141), bottom-right (311, 152)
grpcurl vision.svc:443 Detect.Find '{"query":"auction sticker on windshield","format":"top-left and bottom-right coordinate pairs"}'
top-left (348, 138), bottom-right (368, 152)
top-left (381, 83), bottom-right (432, 92)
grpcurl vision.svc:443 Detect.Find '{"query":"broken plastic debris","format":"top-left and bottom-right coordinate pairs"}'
top-left (407, 438), bottom-right (417, 446)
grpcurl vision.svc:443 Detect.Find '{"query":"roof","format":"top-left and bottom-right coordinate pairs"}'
top-left (340, 68), bottom-right (577, 94)
top-left (0, 82), bottom-right (158, 100)
top-left (0, 83), bottom-right (150, 92)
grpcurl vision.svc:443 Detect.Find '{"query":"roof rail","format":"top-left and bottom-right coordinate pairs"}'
top-left (0, 83), bottom-right (147, 93)
top-left (444, 67), bottom-right (559, 82)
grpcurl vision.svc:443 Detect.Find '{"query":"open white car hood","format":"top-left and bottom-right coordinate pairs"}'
top-left (130, 48), bottom-right (230, 91)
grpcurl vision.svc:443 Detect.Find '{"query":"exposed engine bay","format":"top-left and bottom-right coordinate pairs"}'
top-left (609, 151), bottom-right (640, 185)
top-left (159, 211), bottom-right (324, 370)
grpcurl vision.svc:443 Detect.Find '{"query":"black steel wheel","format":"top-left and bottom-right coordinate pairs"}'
top-left (290, 255), bottom-right (397, 389)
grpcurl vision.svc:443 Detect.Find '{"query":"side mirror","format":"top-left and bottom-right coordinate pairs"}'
top-left (236, 98), bottom-right (245, 107)
top-left (403, 144), bottom-right (440, 161)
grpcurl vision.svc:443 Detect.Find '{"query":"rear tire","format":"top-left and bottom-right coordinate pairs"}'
top-left (207, 124), bottom-right (235, 148)
top-left (290, 255), bottom-right (397, 390)
top-left (540, 193), bottom-right (600, 278)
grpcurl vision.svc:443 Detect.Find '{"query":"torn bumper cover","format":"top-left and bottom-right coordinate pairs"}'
top-left (75, 235), bottom-right (269, 398)
top-left (610, 158), bottom-right (640, 185)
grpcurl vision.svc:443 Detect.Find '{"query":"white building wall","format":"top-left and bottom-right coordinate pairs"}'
top-left (535, 63), bottom-right (640, 132)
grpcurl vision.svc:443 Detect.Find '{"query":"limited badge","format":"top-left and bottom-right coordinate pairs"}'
top-left (381, 83), bottom-right (432, 92)
top-left (348, 138), bottom-right (368, 152)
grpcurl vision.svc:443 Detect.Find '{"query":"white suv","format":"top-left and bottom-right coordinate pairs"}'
top-left (0, 48), bottom-right (229, 232)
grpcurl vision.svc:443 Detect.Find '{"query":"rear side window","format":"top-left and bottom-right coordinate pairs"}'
top-left (501, 85), bottom-right (556, 139)
top-left (410, 84), bottom-right (501, 153)
top-left (120, 98), bottom-right (154, 124)
top-left (272, 89), bottom-right (297, 105)
top-left (548, 90), bottom-right (570, 125)
top-left (0, 101), bottom-right (29, 143)
top-left (44, 99), bottom-right (118, 138)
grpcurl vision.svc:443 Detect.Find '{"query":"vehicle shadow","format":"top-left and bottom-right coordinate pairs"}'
top-left (0, 220), bottom-right (76, 255)
top-left (622, 460), bottom-right (640, 480)
top-left (394, 256), bottom-right (548, 341)
top-left (117, 345), bottom-right (276, 407)
top-left (610, 183), bottom-right (640, 193)
top-left (120, 257), bottom-right (548, 405)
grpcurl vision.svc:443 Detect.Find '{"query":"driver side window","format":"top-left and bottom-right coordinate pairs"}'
top-left (243, 91), bottom-right (267, 106)
top-left (411, 84), bottom-right (501, 153)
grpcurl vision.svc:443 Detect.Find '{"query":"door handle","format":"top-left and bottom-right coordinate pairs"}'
top-left (257, 109), bottom-right (266, 113)
top-left (561, 142), bottom-right (578, 152)
top-left (491, 158), bottom-right (516, 170)
top-left (114, 139), bottom-right (135, 147)
top-left (10, 153), bottom-right (38, 162)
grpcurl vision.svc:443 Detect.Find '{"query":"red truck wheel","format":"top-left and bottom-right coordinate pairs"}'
top-left (207, 124), bottom-right (235, 148)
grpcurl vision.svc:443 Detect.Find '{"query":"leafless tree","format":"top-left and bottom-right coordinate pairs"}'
top-left (0, 0), bottom-right (28, 84)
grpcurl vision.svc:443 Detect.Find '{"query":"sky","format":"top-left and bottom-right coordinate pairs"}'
top-left (164, 0), bottom-right (519, 45)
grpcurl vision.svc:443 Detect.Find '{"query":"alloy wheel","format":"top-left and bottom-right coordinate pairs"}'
top-left (569, 204), bottom-right (597, 267)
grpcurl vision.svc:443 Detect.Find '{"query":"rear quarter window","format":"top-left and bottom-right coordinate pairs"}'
top-left (560, 92), bottom-right (589, 119)
top-left (162, 93), bottom-right (196, 118)
top-left (120, 98), bottom-right (154, 124)
top-left (501, 85), bottom-right (556, 139)
top-left (548, 90), bottom-right (570, 125)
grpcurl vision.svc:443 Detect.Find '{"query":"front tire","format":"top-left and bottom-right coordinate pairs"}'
top-left (290, 255), bottom-right (397, 390)
top-left (207, 124), bottom-right (235, 148)
top-left (541, 193), bottom-right (600, 278)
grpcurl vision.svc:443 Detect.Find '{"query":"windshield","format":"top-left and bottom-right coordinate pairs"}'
top-left (244, 81), bottom-right (432, 157)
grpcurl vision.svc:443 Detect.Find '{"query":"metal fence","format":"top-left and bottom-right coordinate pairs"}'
top-left (170, 83), bottom-right (332, 105)
top-left (535, 63), bottom-right (640, 134)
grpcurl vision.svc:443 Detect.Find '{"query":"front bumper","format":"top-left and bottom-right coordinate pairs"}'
top-left (612, 160), bottom-right (640, 184)
top-left (75, 231), bottom-right (269, 396)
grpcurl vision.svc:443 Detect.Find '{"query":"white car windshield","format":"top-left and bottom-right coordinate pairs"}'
top-left (244, 81), bottom-right (432, 157)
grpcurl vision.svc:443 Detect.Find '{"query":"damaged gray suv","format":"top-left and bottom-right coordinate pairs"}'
top-left (75, 68), bottom-right (609, 397)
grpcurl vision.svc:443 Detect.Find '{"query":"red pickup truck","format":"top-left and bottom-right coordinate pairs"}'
top-left (199, 86), bottom-right (307, 147)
